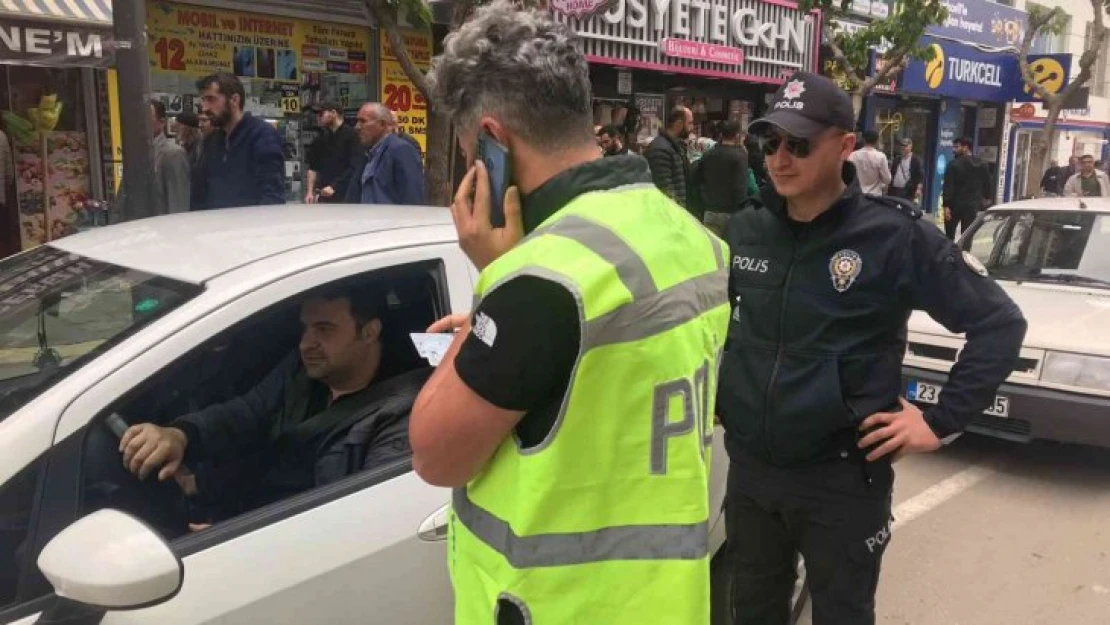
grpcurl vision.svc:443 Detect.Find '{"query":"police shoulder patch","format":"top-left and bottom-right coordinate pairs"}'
top-left (870, 195), bottom-right (923, 220)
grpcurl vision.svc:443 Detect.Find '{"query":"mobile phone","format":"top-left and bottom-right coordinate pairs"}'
top-left (477, 130), bottom-right (511, 228)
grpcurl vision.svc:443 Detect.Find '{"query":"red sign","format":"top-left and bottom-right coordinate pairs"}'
top-left (1012, 103), bottom-right (1036, 120)
top-left (660, 38), bottom-right (744, 66)
top-left (550, 0), bottom-right (610, 18)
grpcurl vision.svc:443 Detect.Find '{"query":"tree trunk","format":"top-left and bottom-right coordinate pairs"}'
top-left (850, 91), bottom-right (865, 125)
top-left (1022, 103), bottom-right (1063, 198)
top-left (425, 105), bottom-right (453, 205)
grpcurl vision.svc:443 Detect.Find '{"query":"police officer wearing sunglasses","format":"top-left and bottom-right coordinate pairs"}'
top-left (717, 73), bottom-right (1027, 624)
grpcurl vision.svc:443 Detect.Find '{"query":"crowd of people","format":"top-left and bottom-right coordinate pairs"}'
top-left (1042, 154), bottom-right (1110, 197)
top-left (117, 72), bottom-right (426, 219)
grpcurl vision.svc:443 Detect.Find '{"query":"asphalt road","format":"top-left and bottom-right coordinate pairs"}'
top-left (796, 434), bottom-right (1110, 625)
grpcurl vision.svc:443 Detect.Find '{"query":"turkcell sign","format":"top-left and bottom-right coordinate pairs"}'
top-left (900, 38), bottom-right (1071, 103)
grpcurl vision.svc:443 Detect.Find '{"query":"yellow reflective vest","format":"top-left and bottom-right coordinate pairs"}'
top-left (450, 181), bottom-right (730, 624)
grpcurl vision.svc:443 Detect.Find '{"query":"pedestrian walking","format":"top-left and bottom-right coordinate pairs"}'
top-left (305, 101), bottom-right (360, 204)
top-left (942, 138), bottom-right (992, 240)
top-left (174, 111), bottom-right (206, 211)
top-left (848, 130), bottom-right (891, 195)
top-left (193, 72), bottom-right (286, 210)
top-left (718, 72), bottom-right (1026, 625)
top-left (117, 100), bottom-right (191, 217)
top-left (1063, 154), bottom-right (1110, 197)
top-left (410, 2), bottom-right (730, 623)
top-left (645, 105), bottom-right (693, 209)
top-left (344, 103), bottom-right (424, 205)
top-left (1039, 160), bottom-right (1066, 196)
top-left (889, 138), bottom-right (925, 202)
top-left (690, 119), bottom-right (750, 236)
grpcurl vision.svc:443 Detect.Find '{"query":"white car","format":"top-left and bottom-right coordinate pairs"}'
top-left (903, 197), bottom-right (1110, 447)
top-left (0, 206), bottom-right (731, 625)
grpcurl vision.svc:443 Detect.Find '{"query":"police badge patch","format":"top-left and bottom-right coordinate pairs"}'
top-left (829, 249), bottom-right (863, 293)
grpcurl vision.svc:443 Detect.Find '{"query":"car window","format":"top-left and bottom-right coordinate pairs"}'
top-left (0, 247), bottom-right (200, 422)
top-left (964, 211), bottom-right (1010, 267)
top-left (963, 210), bottom-right (1110, 287)
top-left (78, 259), bottom-right (448, 545)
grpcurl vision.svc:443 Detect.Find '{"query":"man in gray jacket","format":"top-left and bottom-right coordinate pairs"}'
top-left (117, 101), bottom-right (191, 220)
top-left (645, 106), bottom-right (693, 210)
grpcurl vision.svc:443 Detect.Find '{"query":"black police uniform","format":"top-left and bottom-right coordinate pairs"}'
top-left (717, 73), bottom-right (1027, 625)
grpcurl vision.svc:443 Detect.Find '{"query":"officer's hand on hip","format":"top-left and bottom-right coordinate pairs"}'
top-left (451, 160), bottom-right (523, 271)
top-left (857, 397), bottom-right (941, 462)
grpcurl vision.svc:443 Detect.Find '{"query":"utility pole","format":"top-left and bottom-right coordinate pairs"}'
top-left (112, 0), bottom-right (155, 221)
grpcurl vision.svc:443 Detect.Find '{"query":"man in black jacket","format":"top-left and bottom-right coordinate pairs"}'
top-left (118, 282), bottom-right (428, 520)
top-left (305, 101), bottom-right (360, 203)
top-left (720, 73), bottom-right (1026, 625)
top-left (942, 137), bottom-right (993, 240)
top-left (888, 138), bottom-right (925, 202)
top-left (645, 106), bottom-right (693, 209)
top-left (690, 119), bottom-right (749, 235)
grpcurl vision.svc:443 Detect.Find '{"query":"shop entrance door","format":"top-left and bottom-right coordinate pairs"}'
top-left (1010, 130), bottom-right (1036, 200)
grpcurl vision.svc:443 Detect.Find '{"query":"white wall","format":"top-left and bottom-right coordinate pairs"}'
top-left (1013, 0), bottom-right (1110, 164)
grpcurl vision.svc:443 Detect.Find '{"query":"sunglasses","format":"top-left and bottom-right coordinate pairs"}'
top-left (757, 133), bottom-right (817, 158)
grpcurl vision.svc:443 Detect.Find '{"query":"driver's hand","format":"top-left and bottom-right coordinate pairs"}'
top-left (119, 423), bottom-right (188, 481)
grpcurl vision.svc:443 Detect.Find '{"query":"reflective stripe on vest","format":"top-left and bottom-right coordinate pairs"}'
top-left (452, 487), bottom-right (708, 568)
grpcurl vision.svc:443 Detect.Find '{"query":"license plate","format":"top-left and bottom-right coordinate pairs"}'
top-left (906, 380), bottom-right (1009, 418)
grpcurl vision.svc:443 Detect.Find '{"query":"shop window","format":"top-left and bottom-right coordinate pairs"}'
top-left (1028, 4), bottom-right (1068, 54)
top-left (1085, 22), bottom-right (1110, 98)
top-left (0, 66), bottom-right (93, 251)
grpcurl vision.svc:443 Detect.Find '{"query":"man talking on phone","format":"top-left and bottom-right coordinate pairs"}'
top-left (718, 73), bottom-right (1026, 624)
top-left (409, 2), bottom-right (730, 624)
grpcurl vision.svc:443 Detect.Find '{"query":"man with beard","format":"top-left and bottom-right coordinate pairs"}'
top-left (193, 72), bottom-right (286, 209)
top-left (646, 105), bottom-right (693, 210)
top-left (305, 101), bottom-right (360, 204)
top-left (118, 283), bottom-right (430, 524)
top-left (598, 125), bottom-right (628, 156)
top-left (942, 138), bottom-right (992, 240)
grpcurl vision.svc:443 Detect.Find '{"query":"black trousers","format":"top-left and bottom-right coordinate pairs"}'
top-left (725, 452), bottom-right (894, 625)
top-left (944, 207), bottom-right (977, 240)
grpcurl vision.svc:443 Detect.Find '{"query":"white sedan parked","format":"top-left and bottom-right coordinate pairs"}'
top-left (903, 197), bottom-right (1110, 447)
top-left (0, 206), bottom-right (730, 625)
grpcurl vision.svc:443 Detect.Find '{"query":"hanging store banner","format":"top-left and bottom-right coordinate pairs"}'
top-left (0, 16), bottom-right (116, 68)
top-left (145, 1), bottom-right (370, 80)
top-left (900, 38), bottom-right (1072, 103)
top-left (379, 29), bottom-right (432, 157)
top-left (555, 0), bottom-right (819, 84)
top-left (927, 0), bottom-right (1026, 50)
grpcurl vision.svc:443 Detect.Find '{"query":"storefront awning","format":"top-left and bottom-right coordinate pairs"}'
top-left (0, 0), bottom-right (116, 68)
top-left (0, 0), bottom-right (112, 27)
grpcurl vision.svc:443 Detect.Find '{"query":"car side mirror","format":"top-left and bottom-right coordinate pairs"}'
top-left (37, 509), bottom-right (183, 610)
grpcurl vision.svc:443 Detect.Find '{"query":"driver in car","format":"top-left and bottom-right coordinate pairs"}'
top-left (118, 282), bottom-right (430, 523)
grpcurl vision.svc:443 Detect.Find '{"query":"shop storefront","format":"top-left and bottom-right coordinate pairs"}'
top-left (144, 0), bottom-right (377, 201)
top-left (1004, 103), bottom-right (1110, 201)
top-left (553, 0), bottom-right (819, 148)
top-left (864, 36), bottom-right (1069, 213)
top-left (0, 0), bottom-right (116, 255)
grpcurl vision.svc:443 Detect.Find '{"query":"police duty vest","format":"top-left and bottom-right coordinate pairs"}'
top-left (449, 182), bottom-right (730, 624)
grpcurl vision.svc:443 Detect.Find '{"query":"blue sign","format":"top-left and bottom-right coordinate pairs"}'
top-left (901, 39), bottom-right (1073, 103)
top-left (931, 100), bottom-right (962, 212)
top-left (928, 0), bottom-right (1026, 49)
top-left (1014, 54), bottom-right (1073, 102)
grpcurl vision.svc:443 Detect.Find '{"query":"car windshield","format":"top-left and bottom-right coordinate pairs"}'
top-left (962, 209), bottom-right (1110, 288)
top-left (0, 246), bottom-right (200, 422)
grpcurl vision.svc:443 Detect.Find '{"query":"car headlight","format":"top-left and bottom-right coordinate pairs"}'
top-left (1041, 352), bottom-right (1110, 392)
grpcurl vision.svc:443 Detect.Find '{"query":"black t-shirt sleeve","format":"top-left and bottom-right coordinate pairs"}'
top-left (454, 275), bottom-right (580, 412)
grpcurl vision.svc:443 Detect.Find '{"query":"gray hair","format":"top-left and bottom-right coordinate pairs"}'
top-left (427, 0), bottom-right (594, 150)
top-left (361, 102), bottom-right (395, 125)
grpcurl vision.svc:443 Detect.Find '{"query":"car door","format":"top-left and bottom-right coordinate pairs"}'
top-left (43, 240), bottom-right (472, 625)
